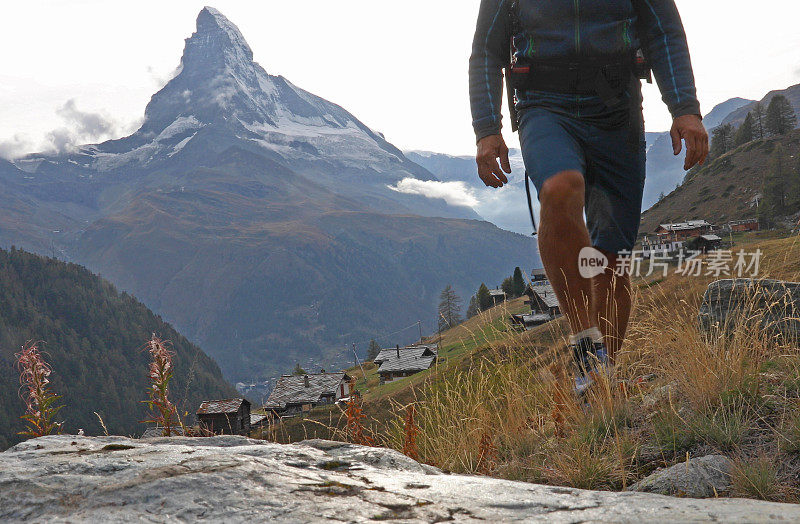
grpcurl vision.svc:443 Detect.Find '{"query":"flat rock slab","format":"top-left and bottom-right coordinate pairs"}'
top-left (2, 436), bottom-right (800, 523)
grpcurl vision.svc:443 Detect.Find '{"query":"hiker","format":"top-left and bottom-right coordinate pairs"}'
top-left (469, 1), bottom-right (708, 393)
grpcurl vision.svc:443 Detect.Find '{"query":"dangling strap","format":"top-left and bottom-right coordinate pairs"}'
top-left (524, 170), bottom-right (538, 236)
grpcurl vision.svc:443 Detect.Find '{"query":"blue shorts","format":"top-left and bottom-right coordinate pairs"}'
top-left (517, 90), bottom-right (646, 254)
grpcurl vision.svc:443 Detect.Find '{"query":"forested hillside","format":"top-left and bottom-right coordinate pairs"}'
top-left (641, 102), bottom-right (799, 234)
top-left (0, 248), bottom-right (237, 449)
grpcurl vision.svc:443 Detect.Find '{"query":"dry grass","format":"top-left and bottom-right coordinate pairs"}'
top-left (267, 233), bottom-right (800, 502)
top-left (375, 234), bottom-right (800, 500)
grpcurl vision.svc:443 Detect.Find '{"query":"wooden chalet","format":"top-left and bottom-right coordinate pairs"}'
top-left (264, 372), bottom-right (351, 417)
top-left (489, 288), bottom-right (506, 306)
top-left (377, 345), bottom-right (437, 385)
top-left (196, 398), bottom-right (251, 436)
top-left (687, 234), bottom-right (723, 253)
top-left (524, 283), bottom-right (561, 318)
top-left (727, 218), bottom-right (759, 233)
top-left (250, 413), bottom-right (270, 430)
top-left (531, 268), bottom-right (548, 283)
top-left (374, 344), bottom-right (437, 365)
top-left (510, 312), bottom-right (554, 331)
top-left (655, 220), bottom-right (714, 242)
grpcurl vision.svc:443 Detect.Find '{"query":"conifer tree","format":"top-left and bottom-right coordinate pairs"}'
top-left (734, 112), bottom-right (755, 146)
top-left (501, 277), bottom-right (515, 297)
top-left (366, 339), bottom-right (381, 361)
top-left (760, 144), bottom-right (788, 227)
top-left (765, 95), bottom-right (797, 136)
top-left (476, 283), bottom-right (492, 311)
top-left (752, 102), bottom-right (766, 140)
top-left (710, 123), bottom-right (734, 158)
top-left (438, 285), bottom-right (463, 332)
top-left (512, 267), bottom-right (526, 298)
top-left (292, 363), bottom-right (306, 376)
top-left (787, 153), bottom-right (800, 212)
top-left (466, 295), bottom-right (479, 319)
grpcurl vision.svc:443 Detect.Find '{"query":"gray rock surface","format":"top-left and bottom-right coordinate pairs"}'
top-left (699, 279), bottom-right (800, 341)
top-left (629, 455), bottom-right (733, 498)
top-left (2, 436), bottom-right (799, 522)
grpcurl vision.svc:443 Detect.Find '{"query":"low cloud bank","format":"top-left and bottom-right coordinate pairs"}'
top-left (45, 99), bottom-right (119, 154)
top-left (388, 178), bottom-right (478, 208)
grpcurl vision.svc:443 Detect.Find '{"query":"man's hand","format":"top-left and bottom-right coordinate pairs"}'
top-left (671, 114), bottom-right (709, 171)
top-left (476, 134), bottom-right (511, 188)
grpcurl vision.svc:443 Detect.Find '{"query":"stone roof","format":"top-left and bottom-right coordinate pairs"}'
top-left (374, 345), bottom-right (437, 365)
top-left (196, 398), bottom-right (249, 415)
top-left (264, 373), bottom-right (349, 410)
top-left (700, 234), bottom-right (723, 241)
top-left (532, 284), bottom-right (560, 309)
top-left (377, 346), bottom-right (436, 374)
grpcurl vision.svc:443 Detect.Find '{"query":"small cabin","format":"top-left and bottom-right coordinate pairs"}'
top-left (264, 372), bottom-right (352, 418)
top-left (688, 234), bottom-right (723, 253)
top-left (728, 218), bottom-right (759, 233)
top-left (377, 345), bottom-right (437, 385)
top-left (510, 312), bottom-right (553, 331)
top-left (524, 284), bottom-right (561, 318)
top-left (531, 268), bottom-right (548, 283)
top-left (489, 288), bottom-right (506, 306)
top-left (196, 398), bottom-right (251, 436)
top-left (655, 220), bottom-right (713, 242)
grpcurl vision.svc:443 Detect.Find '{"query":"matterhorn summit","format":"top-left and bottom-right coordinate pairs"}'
top-left (22, 7), bottom-right (468, 219)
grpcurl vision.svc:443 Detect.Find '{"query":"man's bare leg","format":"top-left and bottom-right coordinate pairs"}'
top-left (538, 170), bottom-right (594, 334)
top-left (591, 256), bottom-right (632, 362)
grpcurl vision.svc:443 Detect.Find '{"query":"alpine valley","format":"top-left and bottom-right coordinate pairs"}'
top-left (0, 8), bottom-right (535, 383)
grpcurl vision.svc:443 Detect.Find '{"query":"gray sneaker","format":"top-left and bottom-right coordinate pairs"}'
top-left (570, 336), bottom-right (610, 396)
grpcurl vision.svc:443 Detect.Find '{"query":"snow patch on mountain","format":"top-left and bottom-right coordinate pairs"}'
top-left (168, 133), bottom-right (197, 157)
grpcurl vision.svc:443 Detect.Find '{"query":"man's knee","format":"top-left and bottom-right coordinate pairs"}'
top-left (540, 170), bottom-right (584, 212)
top-left (595, 248), bottom-right (632, 281)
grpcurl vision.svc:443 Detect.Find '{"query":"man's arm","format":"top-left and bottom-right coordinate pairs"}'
top-left (633, 0), bottom-right (708, 169)
top-left (633, 0), bottom-right (699, 119)
top-left (469, 0), bottom-right (510, 142)
top-left (469, 0), bottom-right (512, 187)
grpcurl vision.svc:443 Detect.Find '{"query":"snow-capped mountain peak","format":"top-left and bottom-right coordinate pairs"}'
top-left (18, 7), bottom-right (477, 220)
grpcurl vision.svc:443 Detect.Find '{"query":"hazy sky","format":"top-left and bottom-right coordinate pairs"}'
top-left (1, 1), bottom-right (799, 158)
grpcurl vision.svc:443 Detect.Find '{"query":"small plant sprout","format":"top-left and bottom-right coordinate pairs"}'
top-left (345, 380), bottom-right (373, 446)
top-left (402, 403), bottom-right (420, 461)
top-left (141, 335), bottom-right (181, 437)
top-left (15, 341), bottom-right (63, 438)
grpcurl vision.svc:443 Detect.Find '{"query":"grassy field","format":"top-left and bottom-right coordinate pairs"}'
top-left (264, 231), bottom-right (800, 502)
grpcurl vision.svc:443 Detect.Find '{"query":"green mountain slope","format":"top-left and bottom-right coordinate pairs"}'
top-left (640, 130), bottom-right (800, 235)
top-left (0, 248), bottom-right (237, 450)
top-left (71, 149), bottom-right (534, 379)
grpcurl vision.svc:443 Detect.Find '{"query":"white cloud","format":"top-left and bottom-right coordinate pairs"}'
top-left (0, 134), bottom-right (32, 160)
top-left (42, 99), bottom-right (120, 154)
top-left (388, 178), bottom-right (479, 208)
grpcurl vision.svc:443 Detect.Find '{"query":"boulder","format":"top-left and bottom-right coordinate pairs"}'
top-left (628, 454), bottom-right (732, 498)
top-left (3, 436), bottom-right (800, 522)
top-left (699, 279), bottom-right (800, 342)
